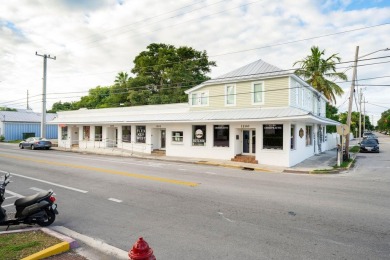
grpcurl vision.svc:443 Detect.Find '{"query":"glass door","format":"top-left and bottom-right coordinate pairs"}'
top-left (243, 130), bottom-right (256, 154)
top-left (161, 129), bottom-right (166, 149)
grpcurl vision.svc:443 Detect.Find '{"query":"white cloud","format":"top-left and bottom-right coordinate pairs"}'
top-left (0, 0), bottom-right (389, 124)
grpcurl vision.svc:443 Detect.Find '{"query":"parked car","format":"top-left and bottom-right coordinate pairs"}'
top-left (19, 137), bottom-right (52, 150)
top-left (359, 139), bottom-right (379, 153)
top-left (363, 135), bottom-right (379, 144)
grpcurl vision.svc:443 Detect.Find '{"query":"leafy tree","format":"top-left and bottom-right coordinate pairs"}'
top-left (0, 107), bottom-right (17, 111)
top-left (47, 101), bottom-right (78, 113)
top-left (131, 43), bottom-right (216, 102)
top-left (294, 46), bottom-right (347, 104)
top-left (377, 109), bottom-right (390, 132)
top-left (326, 104), bottom-right (339, 133)
top-left (49, 43), bottom-right (216, 111)
top-left (338, 111), bottom-right (374, 137)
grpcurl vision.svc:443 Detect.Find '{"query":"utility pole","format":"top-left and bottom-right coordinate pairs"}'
top-left (35, 52), bottom-right (56, 138)
top-left (345, 46), bottom-right (359, 159)
top-left (363, 96), bottom-right (366, 134)
top-left (359, 90), bottom-right (363, 141)
top-left (27, 90), bottom-right (29, 110)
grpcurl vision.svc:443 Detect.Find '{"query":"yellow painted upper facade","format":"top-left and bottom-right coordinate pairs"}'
top-left (188, 76), bottom-right (290, 110)
top-left (185, 59), bottom-right (328, 117)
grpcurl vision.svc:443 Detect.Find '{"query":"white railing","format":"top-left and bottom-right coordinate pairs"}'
top-left (58, 138), bottom-right (153, 156)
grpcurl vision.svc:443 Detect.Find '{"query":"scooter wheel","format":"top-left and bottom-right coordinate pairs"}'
top-left (37, 209), bottom-right (56, 227)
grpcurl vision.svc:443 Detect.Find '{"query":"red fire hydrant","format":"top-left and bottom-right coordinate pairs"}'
top-left (129, 237), bottom-right (156, 260)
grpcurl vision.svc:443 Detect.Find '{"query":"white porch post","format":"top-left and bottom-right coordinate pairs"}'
top-left (314, 124), bottom-right (319, 155)
top-left (117, 125), bottom-right (123, 144)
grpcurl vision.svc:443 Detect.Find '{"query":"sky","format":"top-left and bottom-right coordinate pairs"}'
top-left (0, 0), bottom-right (389, 125)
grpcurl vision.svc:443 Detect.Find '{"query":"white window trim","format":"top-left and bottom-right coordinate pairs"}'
top-left (251, 81), bottom-right (265, 105)
top-left (190, 90), bottom-right (209, 107)
top-left (225, 84), bottom-right (236, 106)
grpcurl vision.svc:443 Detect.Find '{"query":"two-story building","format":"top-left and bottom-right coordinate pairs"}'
top-left (51, 59), bottom-right (339, 167)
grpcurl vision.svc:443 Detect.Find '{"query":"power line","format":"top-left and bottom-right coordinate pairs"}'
top-left (3, 58), bottom-right (390, 107)
top-left (366, 102), bottom-right (390, 109)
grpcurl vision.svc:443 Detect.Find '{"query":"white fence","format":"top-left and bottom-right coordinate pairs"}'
top-left (326, 132), bottom-right (355, 150)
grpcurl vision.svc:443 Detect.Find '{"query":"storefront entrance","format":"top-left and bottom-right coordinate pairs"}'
top-left (243, 130), bottom-right (256, 154)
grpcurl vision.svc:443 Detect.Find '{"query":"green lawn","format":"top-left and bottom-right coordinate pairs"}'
top-left (0, 230), bottom-right (62, 260)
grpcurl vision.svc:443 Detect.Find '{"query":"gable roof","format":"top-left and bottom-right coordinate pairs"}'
top-left (0, 111), bottom-right (57, 122)
top-left (185, 59), bottom-right (289, 94)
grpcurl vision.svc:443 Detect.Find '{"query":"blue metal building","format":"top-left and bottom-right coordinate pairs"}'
top-left (0, 110), bottom-right (58, 141)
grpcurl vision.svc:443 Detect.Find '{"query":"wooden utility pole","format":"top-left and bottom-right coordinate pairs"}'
top-left (345, 46), bottom-right (359, 159)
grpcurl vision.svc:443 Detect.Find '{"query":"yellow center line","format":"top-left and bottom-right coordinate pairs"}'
top-left (0, 154), bottom-right (199, 187)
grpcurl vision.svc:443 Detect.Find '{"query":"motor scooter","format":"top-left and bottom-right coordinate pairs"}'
top-left (0, 172), bottom-right (58, 229)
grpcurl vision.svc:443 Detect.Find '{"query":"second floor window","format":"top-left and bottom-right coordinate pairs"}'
top-left (226, 85), bottom-right (235, 105)
top-left (191, 92), bottom-right (208, 106)
top-left (191, 93), bottom-right (198, 105)
top-left (252, 82), bottom-right (263, 104)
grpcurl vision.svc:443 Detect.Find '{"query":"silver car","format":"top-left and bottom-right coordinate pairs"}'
top-left (19, 137), bottom-right (52, 150)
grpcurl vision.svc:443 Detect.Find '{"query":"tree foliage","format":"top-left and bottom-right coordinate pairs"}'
top-left (294, 46), bottom-right (347, 104)
top-left (377, 109), bottom-right (390, 132)
top-left (48, 43), bottom-right (216, 112)
top-left (338, 111), bottom-right (374, 137)
top-left (0, 107), bottom-right (17, 111)
top-left (326, 104), bottom-right (339, 133)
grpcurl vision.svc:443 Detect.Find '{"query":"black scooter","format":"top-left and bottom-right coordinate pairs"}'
top-left (0, 172), bottom-right (58, 229)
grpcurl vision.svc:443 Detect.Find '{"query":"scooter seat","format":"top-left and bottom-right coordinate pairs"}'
top-left (14, 191), bottom-right (51, 207)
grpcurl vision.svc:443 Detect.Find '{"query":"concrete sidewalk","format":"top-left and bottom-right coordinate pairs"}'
top-left (51, 145), bottom-right (352, 174)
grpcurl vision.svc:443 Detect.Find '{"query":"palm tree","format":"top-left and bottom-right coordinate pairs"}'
top-left (294, 46), bottom-right (347, 104)
top-left (114, 72), bottom-right (129, 88)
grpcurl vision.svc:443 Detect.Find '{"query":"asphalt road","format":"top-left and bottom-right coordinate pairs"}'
top-left (0, 134), bottom-right (389, 259)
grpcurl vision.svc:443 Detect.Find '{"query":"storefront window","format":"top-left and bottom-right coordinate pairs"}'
top-left (136, 126), bottom-right (146, 143)
top-left (263, 124), bottom-right (283, 149)
top-left (61, 126), bottom-right (68, 140)
top-left (213, 125), bottom-right (229, 147)
top-left (172, 131), bottom-right (183, 143)
top-left (122, 126), bottom-right (131, 143)
top-left (83, 126), bottom-right (90, 140)
top-left (192, 125), bottom-right (206, 146)
top-left (95, 126), bottom-right (102, 141)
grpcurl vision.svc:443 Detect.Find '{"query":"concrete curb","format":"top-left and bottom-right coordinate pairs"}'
top-left (0, 227), bottom-right (78, 259)
top-left (195, 161), bottom-right (278, 172)
top-left (51, 226), bottom-right (129, 260)
top-left (21, 241), bottom-right (70, 260)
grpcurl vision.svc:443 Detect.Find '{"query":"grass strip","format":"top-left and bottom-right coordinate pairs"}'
top-left (0, 230), bottom-right (62, 260)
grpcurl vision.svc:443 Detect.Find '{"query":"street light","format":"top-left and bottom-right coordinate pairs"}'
top-left (345, 47), bottom-right (390, 159)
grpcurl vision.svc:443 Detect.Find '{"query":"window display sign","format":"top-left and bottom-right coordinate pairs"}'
top-left (192, 125), bottom-right (206, 146)
top-left (136, 126), bottom-right (146, 143)
top-left (214, 125), bottom-right (229, 147)
top-left (263, 124), bottom-right (283, 149)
